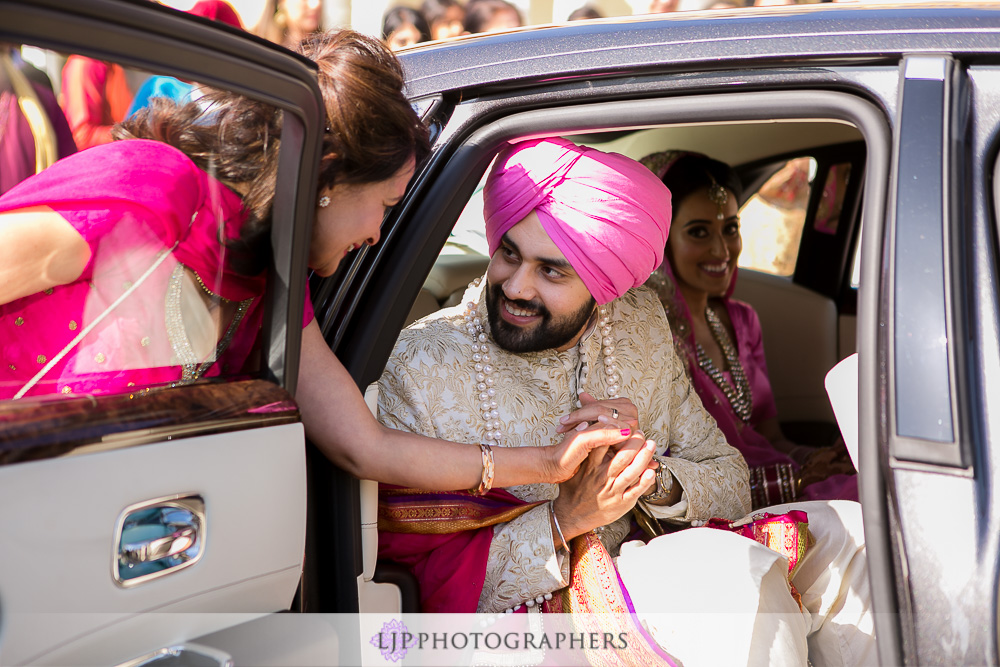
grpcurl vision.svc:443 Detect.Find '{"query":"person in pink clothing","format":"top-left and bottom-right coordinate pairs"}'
top-left (0, 46), bottom-right (76, 195)
top-left (641, 150), bottom-right (857, 509)
top-left (0, 30), bottom-right (635, 495)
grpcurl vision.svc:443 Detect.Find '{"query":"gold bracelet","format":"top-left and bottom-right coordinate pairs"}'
top-left (469, 443), bottom-right (494, 496)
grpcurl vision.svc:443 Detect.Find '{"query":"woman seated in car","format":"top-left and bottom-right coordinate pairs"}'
top-left (642, 150), bottom-right (858, 509)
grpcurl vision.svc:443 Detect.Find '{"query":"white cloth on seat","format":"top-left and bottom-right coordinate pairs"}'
top-left (616, 500), bottom-right (875, 667)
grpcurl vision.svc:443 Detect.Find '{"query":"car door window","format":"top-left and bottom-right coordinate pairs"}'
top-left (738, 157), bottom-right (816, 276)
top-left (814, 162), bottom-right (853, 236)
top-left (1, 45), bottom-right (281, 402)
top-left (0, 11), bottom-right (315, 661)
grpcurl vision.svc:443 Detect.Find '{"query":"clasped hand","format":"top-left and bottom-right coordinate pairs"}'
top-left (556, 391), bottom-right (639, 433)
top-left (553, 429), bottom-right (657, 542)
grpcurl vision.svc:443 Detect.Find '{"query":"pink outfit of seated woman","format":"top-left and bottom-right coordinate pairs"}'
top-left (641, 150), bottom-right (858, 509)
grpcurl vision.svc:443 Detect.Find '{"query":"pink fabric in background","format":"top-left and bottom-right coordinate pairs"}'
top-left (0, 81), bottom-right (77, 196)
top-left (656, 261), bottom-right (857, 502)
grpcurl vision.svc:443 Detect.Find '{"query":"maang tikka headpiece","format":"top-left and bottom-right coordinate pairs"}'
top-left (706, 172), bottom-right (728, 220)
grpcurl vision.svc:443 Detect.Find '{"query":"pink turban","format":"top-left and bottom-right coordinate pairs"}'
top-left (484, 137), bottom-right (671, 305)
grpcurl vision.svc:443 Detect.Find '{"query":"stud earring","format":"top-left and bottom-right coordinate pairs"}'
top-left (318, 195), bottom-right (330, 208)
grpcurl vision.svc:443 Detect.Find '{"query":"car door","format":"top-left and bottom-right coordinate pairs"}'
top-left (0, 1), bottom-right (322, 664)
top-left (866, 53), bottom-right (1000, 665)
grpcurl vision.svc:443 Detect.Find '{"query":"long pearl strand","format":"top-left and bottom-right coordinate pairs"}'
top-left (464, 281), bottom-right (619, 441)
top-left (464, 280), bottom-right (619, 617)
top-left (581, 305), bottom-right (619, 403)
top-left (464, 283), bottom-right (502, 447)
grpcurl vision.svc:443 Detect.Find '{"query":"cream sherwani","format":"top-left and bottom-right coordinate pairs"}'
top-left (379, 282), bottom-right (751, 613)
top-left (378, 279), bottom-right (877, 666)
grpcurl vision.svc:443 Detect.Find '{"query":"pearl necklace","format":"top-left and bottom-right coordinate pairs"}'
top-left (463, 279), bottom-right (618, 448)
top-left (695, 306), bottom-right (752, 422)
top-left (465, 278), bottom-right (618, 617)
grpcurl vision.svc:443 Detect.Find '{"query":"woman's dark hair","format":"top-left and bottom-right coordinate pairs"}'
top-left (115, 29), bottom-right (430, 275)
top-left (421, 0), bottom-right (463, 26)
top-left (568, 5), bottom-right (603, 20)
top-left (660, 154), bottom-right (742, 216)
top-left (382, 6), bottom-right (432, 43)
top-left (464, 0), bottom-right (523, 34)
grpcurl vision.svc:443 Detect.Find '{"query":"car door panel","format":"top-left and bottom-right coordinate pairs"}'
top-left (0, 409), bottom-right (305, 666)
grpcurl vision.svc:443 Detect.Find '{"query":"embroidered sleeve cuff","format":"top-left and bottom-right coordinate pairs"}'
top-left (477, 504), bottom-right (568, 613)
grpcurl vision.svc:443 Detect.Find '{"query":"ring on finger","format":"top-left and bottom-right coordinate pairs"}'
top-left (611, 408), bottom-right (619, 420)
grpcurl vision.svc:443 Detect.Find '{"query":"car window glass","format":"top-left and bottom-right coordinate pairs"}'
top-left (0, 45), bottom-right (278, 402)
top-left (446, 180), bottom-right (490, 257)
top-left (738, 157), bottom-right (816, 276)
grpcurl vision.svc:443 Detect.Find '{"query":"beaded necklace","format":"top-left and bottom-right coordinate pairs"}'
top-left (462, 279), bottom-right (618, 447)
top-left (463, 278), bottom-right (618, 615)
top-left (166, 264), bottom-right (252, 383)
top-left (694, 306), bottom-right (752, 422)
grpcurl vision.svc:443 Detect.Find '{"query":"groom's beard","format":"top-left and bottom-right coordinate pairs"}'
top-left (485, 280), bottom-right (596, 353)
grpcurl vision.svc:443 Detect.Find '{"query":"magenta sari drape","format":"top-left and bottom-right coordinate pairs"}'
top-left (0, 139), bottom-right (315, 399)
top-left (377, 488), bottom-right (814, 665)
top-left (377, 485), bottom-right (543, 613)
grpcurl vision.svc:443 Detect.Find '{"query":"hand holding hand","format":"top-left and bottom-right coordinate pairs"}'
top-left (553, 431), bottom-right (657, 541)
top-left (543, 421), bottom-right (637, 484)
top-left (556, 391), bottom-right (639, 433)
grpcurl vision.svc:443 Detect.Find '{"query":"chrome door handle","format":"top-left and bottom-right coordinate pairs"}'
top-left (114, 494), bottom-right (205, 587)
top-left (120, 526), bottom-right (197, 565)
top-left (117, 643), bottom-right (233, 667)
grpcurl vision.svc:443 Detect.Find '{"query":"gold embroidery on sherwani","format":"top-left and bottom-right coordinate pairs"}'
top-left (378, 280), bottom-right (750, 613)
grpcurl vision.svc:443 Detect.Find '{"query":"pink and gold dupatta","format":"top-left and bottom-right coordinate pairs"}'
top-left (377, 486), bottom-right (677, 665)
top-left (378, 487), bottom-right (812, 665)
top-left (377, 485), bottom-right (545, 613)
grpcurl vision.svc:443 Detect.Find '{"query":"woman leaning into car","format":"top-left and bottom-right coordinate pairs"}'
top-left (0, 30), bottom-right (636, 491)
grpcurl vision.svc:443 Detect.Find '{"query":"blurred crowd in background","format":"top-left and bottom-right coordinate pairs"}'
top-left (378, 0), bottom-right (859, 51)
top-left (0, 0), bottom-right (921, 200)
top-left (155, 0), bottom-right (873, 54)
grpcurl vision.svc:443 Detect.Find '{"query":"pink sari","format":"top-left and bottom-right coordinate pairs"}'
top-left (0, 139), bottom-right (313, 400)
top-left (646, 262), bottom-right (857, 507)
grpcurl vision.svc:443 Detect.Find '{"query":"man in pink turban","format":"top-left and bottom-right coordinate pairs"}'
top-left (477, 137), bottom-right (672, 354)
top-left (375, 136), bottom-right (874, 667)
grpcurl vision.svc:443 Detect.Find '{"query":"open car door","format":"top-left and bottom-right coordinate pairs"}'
top-left (0, 1), bottom-right (322, 664)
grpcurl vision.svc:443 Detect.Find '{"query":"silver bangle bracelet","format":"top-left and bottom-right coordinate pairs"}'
top-left (548, 499), bottom-right (569, 552)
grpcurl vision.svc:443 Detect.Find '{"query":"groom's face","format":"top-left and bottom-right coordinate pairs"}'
top-left (485, 211), bottom-right (596, 354)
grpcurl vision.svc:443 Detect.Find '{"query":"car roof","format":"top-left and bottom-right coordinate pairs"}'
top-left (400, 3), bottom-right (1000, 98)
